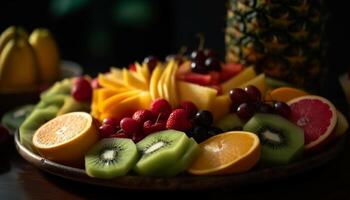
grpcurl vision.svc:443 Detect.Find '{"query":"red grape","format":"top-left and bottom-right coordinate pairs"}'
top-left (99, 124), bottom-right (118, 138)
top-left (229, 88), bottom-right (250, 110)
top-left (120, 118), bottom-right (141, 137)
top-left (102, 117), bottom-right (120, 126)
top-left (273, 101), bottom-right (291, 118)
top-left (244, 85), bottom-right (261, 102)
top-left (237, 103), bottom-right (256, 119)
top-left (71, 77), bottom-right (92, 102)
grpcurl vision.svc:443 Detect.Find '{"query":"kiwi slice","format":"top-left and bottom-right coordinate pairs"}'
top-left (134, 130), bottom-right (190, 176)
top-left (19, 105), bottom-right (59, 150)
top-left (214, 113), bottom-right (244, 131)
top-left (160, 138), bottom-right (200, 177)
top-left (57, 96), bottom-right (91, 115)
top-left (36, 94), bottom-right (67, 109)
top-left (243, 113), bottom-right (304, 165)
top-left (40, 78), bottom-right (72, 99)
top-left (85, 138), bottom-right (139, 179)
top-left (1, 104), bottom-right (35, 131)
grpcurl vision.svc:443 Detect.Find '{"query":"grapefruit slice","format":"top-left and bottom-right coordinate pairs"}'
top-left (188, 131), bottom-right (260, 175)
top-left (32, 112), bottom-right (99, 167)
top-left (287, 95), bottom-right (337, 151)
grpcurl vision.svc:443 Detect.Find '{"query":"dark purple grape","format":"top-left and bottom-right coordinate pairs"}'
top-left (191, 60), bottom-right (209, 74)
top-left (205, 57), bottom-right (221, 71)
top-left (207, 126), bottom-right (223, 136)
top-left (193, 110), bottom-right (213, 127)
top-left (237, 103), bottom-right (256, 120)
top-left (229, 88), bottom-right (250, 111)
top-left (190, 126), bottom-right (210, 143)
top-left (190, 50), bottom-right (206, 62)
top-left (244, 85), bottom-right (261, 102)
top-left (258, 102), bottom-right (274, 113)
top-left (143, 56), bottom-right (158, 71)
top-left (273, 101), bottom-right (291, 118)
top-left (204, 49), bottom-right (218, 58)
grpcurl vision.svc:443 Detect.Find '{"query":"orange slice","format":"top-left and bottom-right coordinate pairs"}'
top-left (265, 86), bottom-right (309, 102)
top-left (188, 131), bottom-right (260, 175)
top-left (32, 112), bottom-right (99, 167)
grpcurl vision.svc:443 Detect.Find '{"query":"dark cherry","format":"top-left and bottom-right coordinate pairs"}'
top-left (229, 88), bottom-right (250, 111)
top-left (143, 56), bottom-right (158, 71)
top-left (273, 101), bottom-right (291, 118)
top-left (237, 102), bottom-right (256, 120)
top-left (244, 85), bottom-right (261, 102)
top-left (205, 57), bottom-right (221, 71)
top-left (193, 110), bottom-right (213, 127)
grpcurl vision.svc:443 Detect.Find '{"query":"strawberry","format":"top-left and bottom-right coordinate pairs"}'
top-left (177, 101), bottom-right (198, 118)
top-left (166, 109), bottom-right (192, 132)
top-left (150, 98), bottom-right (172, 119)
top-left (143, 120), bottom-right (166, 135)
top-left (132, 109), bottom-right (154, 124)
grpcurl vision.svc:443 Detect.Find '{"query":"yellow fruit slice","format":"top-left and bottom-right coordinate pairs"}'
top-left (209, 95), bottom-right (231, 121)
top-left (32, 112), bottom-right (99, 167)
top-left (100, 90), bottom-right (140, 113)
top-left (239, 73), bottom-right (266, 96)
top-left (149, 64), bottom-right (164, 100)
top-left (221, 67), bottom-right (256, 94)
top-left (157, 65), bottom-right (167, 99)
top-left (110, 67), bottom-right (124, 80)
top-left (100, 91), bottom-right (151, 120)
top-left (98, 73), bottom-right (126, 90)
top-left (188, 131), bottom-right (260, 175)
top-left (122, 68), bottom-right (148, 90)
top-left (177, 81), bottom-right (217, 110)
top-left (135, 62), bottom-right (147, 83)
top-left (162, 60), bottom-right (178, 107)
top-left (169, 62), bottom-right (179, 107)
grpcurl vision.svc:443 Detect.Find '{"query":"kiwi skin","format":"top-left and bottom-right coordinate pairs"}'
top-left (243, 113), bottom-right (304, 165)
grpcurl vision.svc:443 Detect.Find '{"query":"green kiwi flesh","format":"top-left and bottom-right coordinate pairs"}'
top-left (134, 130), bottom-right (190, 176)
top-left (243, 113), bottom-right (304, 165)
top-left (160, 138), bottom-right (200, 177)
top-left (1, 104), bottom-right (35, 131)
top-left (214, 113), bottom-right (244, 131)
top-left (40, 78), bottom-right (72, 99)
top-left (85, 138), bottom-right (138, 179)
top-left (19, 105), bottom-right (59, 151)
top-left (57, 96), bottom-right (91, 115)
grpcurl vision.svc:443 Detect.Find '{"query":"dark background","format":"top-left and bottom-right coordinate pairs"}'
top-left (0, 0), bottom-right (349, 105)
top-left (0, 0), bottom-right (227, 75)
top-left (1, 0), bottom-right (348, 77)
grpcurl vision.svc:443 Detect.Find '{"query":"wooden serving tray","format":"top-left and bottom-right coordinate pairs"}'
top-left (14, 130), bottom-right (347, 190)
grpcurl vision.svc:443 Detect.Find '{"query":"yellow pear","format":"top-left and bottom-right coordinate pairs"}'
top-left (0, 26), bottom-right (28, 55)
top-left (0, 37), bottom-right (39, 90)
top-left (29, 28), bottom-right (60, 83)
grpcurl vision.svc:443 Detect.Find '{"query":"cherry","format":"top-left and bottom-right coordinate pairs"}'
top-left (237, 103), bottom-right (256, 120)
top-left (244, 85), bottom-right (261, 102)
top-left (229, 88), bottom-right (250, 110)
top-left (143, 56), bottom-right (158, 71)
top-left (120, 118), bottom-right (141, 137)
top-left (99, 124), bottom-right (118, 138)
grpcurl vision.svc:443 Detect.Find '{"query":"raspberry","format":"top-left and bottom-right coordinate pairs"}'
top-left (132, 109), bottom-right (155, 124)
top-left (71, 77), bottom-right (92, 102)
top-left (177, 101), bottom-right (198, 118)
top-left (120, 117), bottom-right (141, 137)
top-left (150, 98), bottom-right (172, 119)
top-left (143, 120), bottom-right (166, 135)
top-left (166, 109), bottom-right (192, 132)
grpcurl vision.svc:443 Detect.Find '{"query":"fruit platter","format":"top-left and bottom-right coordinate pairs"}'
top-left (7, 44), bottom-right (348, 190)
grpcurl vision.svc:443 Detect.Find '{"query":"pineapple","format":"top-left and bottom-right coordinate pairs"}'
top-left (225, 0), bottom-right (327, 89)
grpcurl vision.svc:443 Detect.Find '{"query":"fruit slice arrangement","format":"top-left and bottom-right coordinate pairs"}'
top-left (16, 50), bottom-right (349, 179)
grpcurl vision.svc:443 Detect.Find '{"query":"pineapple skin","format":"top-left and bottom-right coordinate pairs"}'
top-left (225, 0), bottom-right (327, 89)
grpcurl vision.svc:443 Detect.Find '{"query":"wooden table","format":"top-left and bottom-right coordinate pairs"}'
top-left (0, 132), bottom-right (349, 199)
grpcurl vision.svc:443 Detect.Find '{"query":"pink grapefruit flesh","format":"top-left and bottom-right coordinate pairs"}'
top-left (287, 95), bottom-right (337, 151)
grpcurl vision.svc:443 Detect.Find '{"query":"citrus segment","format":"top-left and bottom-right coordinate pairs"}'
top-left (266, 87), bottom-right (308, 102)
top-left (32, 112), bottom-right (99, 167)
top-left (287, 95), bottom-right (337, 151)
top-left (188, 131), bottom-right (260, 175)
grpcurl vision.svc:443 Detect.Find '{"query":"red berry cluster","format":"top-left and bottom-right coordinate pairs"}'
top-left (98, 98), bottom-right (199, 143)
top-left (229, 85), bottom-right (291, 120)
